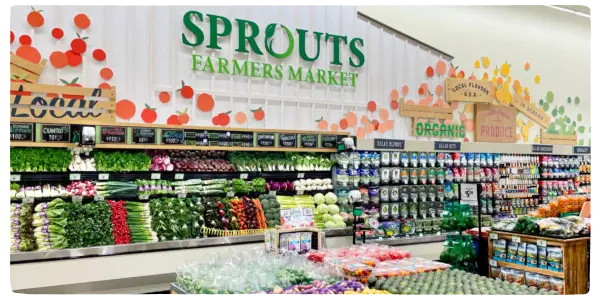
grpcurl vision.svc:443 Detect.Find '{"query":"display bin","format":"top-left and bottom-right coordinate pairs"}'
top-left (487, 231), bottom-right (589, 294)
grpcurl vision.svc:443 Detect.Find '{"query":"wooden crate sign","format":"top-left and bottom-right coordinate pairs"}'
top-left (412, 119), bottom-right (465, 138)
top-left (445, 78), bottom-right (494, 103)
top-left (10, 82), bottom-right (116, 124)
top-left (474, 104), bottom-right (517, 143)
top-left (10, 53), bottom-right (47, 83)
top-left (511, 93), bottom-right (551, 129)
top-left (399, 101), bottom-right (453, 120)
top-left (540, 132), bottom-right (577, 145)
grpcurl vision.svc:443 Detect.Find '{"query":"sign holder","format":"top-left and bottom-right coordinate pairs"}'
top-left (399, 101), bottom-right (453, 119)
top-left (540, 132), bottom-right (577, 145)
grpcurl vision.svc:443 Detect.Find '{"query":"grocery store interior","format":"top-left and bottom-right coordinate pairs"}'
top-left (9, 4), bottom-right (591, 295)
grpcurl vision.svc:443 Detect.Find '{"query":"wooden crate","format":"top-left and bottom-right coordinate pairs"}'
top-left (488, 231), bottom-right (589, 294)
top-left (540, 132), bottom-right (577, 145)
top-left (399, 101), bottom-right (453, 120)
top-left (10, 53), bottom-right (47, 83)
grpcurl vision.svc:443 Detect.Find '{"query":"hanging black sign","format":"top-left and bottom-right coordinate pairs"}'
top-left (532, 144), bottom-right (553, 154)
top-left (374, 139), bottom-right (405, 150)
top-left (279, 134), bottom-right (297, 148)
top-left (41, 124), bottom-right (71, 142)
top-left (132, 128), bottom-right (156, 144)
top-left (257, 133), bottom-right (276, 147)
top-left (573, 146), bottom-right (591, 154)
top-left (162, 129), bottom-right (184, 145)
top-left (100, 126), bottom-right (126, 144)
top-left (434, 141), bottom-right (461, 151)
top-left (300, 134), bottom-right (318, 148)
top-left (321, 135), bottom-right (338, 148)
top-left (10, 123), bottom-right (34, 141)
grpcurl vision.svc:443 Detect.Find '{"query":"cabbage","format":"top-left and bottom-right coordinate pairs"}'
top-left (325, 192), bottom-right (337, 204)
top-left (316, 204), bottom-right (329, 214)
top-left (314, 193), bottom-right (325, 205)
top-left (327, 204), bottom-right (339, 215)
top-left (322, 213), bottom-right (333, 222)
top-left (325, 221), bottom-right (336, 229)
top-left (332, 214), bottom-right (343, 223)
top-left (335, 221), bottom-right (346, 228)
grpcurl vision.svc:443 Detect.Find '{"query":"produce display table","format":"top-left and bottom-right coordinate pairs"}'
top-left (487, 231), bottom-right (589, 294)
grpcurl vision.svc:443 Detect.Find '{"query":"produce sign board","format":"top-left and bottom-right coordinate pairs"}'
top-left (132, 128), bottom-right (156, 144)
top-left (532, 144), bottom-right (553, 154)
top-left (99, 126), bottom-right (126, 144)
top-left (413, 120), bottom-right (465, 138)
top-left (161, 129), bottom-right (185, 145)
top-left (445, 78), bottom-right (494, 103)
top-left (40, 124), bottom-right (71, 142)
top-left (374, 138), bottom-right (405, 150)
top-left (10, 123), bottom-right (34, 141)
top-left (183, 130), bottom-right (209, 146)
top-left (474, 104), bottom-right (517, 143)
top-left (279, 134), bottom-right (298, 148)
top-left (573, 146), bottom-right (591, 154)
top-left (434, 141), bottom-right (461, 151)
top-left (511, 93), bottom-right (551, 129)
top-left (257, 133), bottom-right (276, 147)
top-left (399, 101), bottom-right (453, 120)
top-left (320, 135), bottom-right (338, 148)
top-left (540, 132), bottom-right (577, 145)
top-left (300, 134), bottom-right (318, 148)
top-left (213, 131), bottom-right (254, 147)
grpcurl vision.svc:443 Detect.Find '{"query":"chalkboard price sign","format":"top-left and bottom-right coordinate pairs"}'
top-left (257, 133), bottom-right (276, 147)
top-left (162, 129), bottom-right (184, 145)
top-left (10, 123), bottom-right (34, 141)
top-left (132, 128), bottom-right (156, 144)
top-left (41, 124), bottom-right (71, 142)
top-left (184, 130), bottom-right (209, 146)
top-left (230, 131), bottom-right (254, 147)
top-left (300, 134), bottom-right (317, 148)
top-left (279, 134), bottom-right (297, 148)
top-left (320, 135), bottom-right (338, 148)
top-left (100, 126), bottom-right (126, 144)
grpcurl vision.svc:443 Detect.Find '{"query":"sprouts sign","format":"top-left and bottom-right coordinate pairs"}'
top-left (181, 11), bottom-right (365, 87)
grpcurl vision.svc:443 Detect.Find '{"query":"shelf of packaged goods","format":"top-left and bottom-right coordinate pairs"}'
top-left (495, 261), bottom-right (564, 278)
top-left (9, 171), bottom-right (332, 182)
top-left (360, 233), bottom-right (447, 246)
top-left (492, 231), bottom-right (590, 244)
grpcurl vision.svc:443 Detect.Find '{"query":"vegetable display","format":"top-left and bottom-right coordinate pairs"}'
top-left (259, 194), bottom-right (281, 228)
top-left (126, 202), bottom-right (157, 243)
top-left (11, 148), bottom-right (72, 172)
top-left (108, 200), bottom-right (130, 244)
top-left (152, 150), bottom-right (234, 172)
top-left (13, 184), bottom-right (70, 199)
top-left (172, 179), bottom-right (227, 196)
top-left (96, 181), bottom-right (137, 198)
top-left (149, 198), bottom-right (191, 241)
top-left (68, 146), bottom-right (96, 171)
top-left (202, 197), bottom-right (228, 231)
top-left (228, 152), bottom-right (334, 172)
top-left (93, 150), bottom-right (151, 171)
top-left (63, 201), bottom-right (114, 248)
top-left (33, 199), bottom-right (68, 250)
top-left (137, 180), bottom-right (174, 196)
top-left (11, 203), bottom-right (36, 252)
top-left (66, 180), bottom-right (96, 196)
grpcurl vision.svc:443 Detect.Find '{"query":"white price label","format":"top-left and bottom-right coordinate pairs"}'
top-left (378, 237), bottom-right (384, 241)
top-left (537, 239), bottom-right (547, 247)
top-left (98, 173), bottom-right (110, 180)
top-left (437, 232), bottom-right (441, 236)
top-left (22, 197), bottom-right (34, 204)
top-left (489, 259), bottom-right (498, 267)
top-left (240, 173), bottom-right (249, 179)
top-left (269, 191), bottom-right (277, 196)
top-left (512, 236), bottom-right (521, 243)
top-left (490, 233), bottom-right (498, 240)
top-left (94, 194), bottom-right (105, 201)
top-left (174, 173), bottom-right (185, 180)
top-left (226, 192), bottom-right (235, 197)
top-left (10, 174), bottom-right (21, 182)
top-left (460, 184), bottom-right (478, 201)
top-left (139, 194), bottom-right (149, 200)
top-left (282, 210), bottom-right (292, 217)
top-left (297, 173), bottom-right (305, 179)
top-left (177, 193), bottom-right (187, 199)
top-left (296, 190), bottom-right (305, 195)
top-left (151, 173), bottom-right (161, 180)
top-left (302, 208), bottom-right (313, 216)
top-left (69, 173), bottom-right (81, 180)
top-left (419, 233), bottom-right (424, 237)
top-left (72, 195), bottom-right (83, 203)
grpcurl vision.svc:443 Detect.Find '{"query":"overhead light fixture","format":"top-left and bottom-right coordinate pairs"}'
top-left (547, 5), bottom-right (591, 18)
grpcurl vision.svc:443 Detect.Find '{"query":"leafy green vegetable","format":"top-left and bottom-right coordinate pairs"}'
top-left (64, 201), bottom-right (114, 248)
top-left (93, 150), bottom-right (151, 171)
top-left (11, 148), bottom-right (71, 172)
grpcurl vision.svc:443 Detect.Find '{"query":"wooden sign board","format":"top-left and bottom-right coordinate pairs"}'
top-left (399, 101), bottom-right (453, 120)
top-left (412, 119), bottom-right (465, 138)
top-left (511, 93), bottom-right (551, 129)
top-left (10, 53), bottom-right (47, 83)
top-left (540, 132), bottom-right (577, 145)
top-left (445, 78), bottom-right (494, 103)
top-left (10, 82), bottom-right (116, 124)
top-left (474, 104), bottom-right (517, 143)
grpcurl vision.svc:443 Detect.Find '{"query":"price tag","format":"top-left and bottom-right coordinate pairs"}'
top-left (98, 173), bottom-right (110, 180)
top-left (537, 239), bottom-right (547, 247)
top-left (174, 173), bottom-right (185, 180)
top-left (269, 191), bottom-right (277, 196)
top-left (22, 197), bottom-right (34, 204)
top-left (177, 193), bottom-right (187, 199)
top-left (512, 236), bottom-right (521, 243)
top-left (419, 233), bottom-right (424, 237)
top-left (378, 237), bottom-right (384, 241)
top-left (226, 192), bottom-right (235, 197)
top-left (490, 233), bottom-right (498, 240)
top-left (297, 173), bottom-right (305, 179)
top-left (296, 190), bottom-right (305, 195)
top-left (94, 194), bottom-right (105, 201)
top-left (151, 173), bottom-right (161, 180)
top-left (69, 173), bottom-right (81, 181)
top-left (72, 195), bottom-right (83, 203)
top-left (240, 173), bottom-right (249, 179)
top-left (437, 232), bottom-right (441, 236)
top-left (489, 259), bottom-right (498, 267)
top-left (139, 194), bottom-right (149, 200)
top-left (10, 174), bottom-right (21, 182)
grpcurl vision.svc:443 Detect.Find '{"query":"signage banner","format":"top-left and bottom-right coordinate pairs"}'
top-left (512, 93), bottom-right (551, 129)
top-left (474, 104), bottom-right (517, 143)
top-left (413, 121), bottom-right (465, 138)
top-left (445, 78), bottom-right (494, 103)
top-left (374, 139), bottom-right (405, 150)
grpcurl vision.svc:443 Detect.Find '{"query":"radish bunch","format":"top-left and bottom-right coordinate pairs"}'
top-left (66, 180), bottom-right (96, 196)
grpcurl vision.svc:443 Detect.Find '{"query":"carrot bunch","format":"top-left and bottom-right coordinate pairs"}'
top-left (228, 197), bottom-right (247, 230)
top-left (253, 199), bottom-right (268, 229)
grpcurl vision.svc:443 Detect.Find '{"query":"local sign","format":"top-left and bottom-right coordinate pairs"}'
top-left (445, 78), bottom-right (494, 103)
top-left (474, 104), bottom-right (517, 143)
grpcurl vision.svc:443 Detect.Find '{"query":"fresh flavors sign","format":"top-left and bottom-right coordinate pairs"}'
top-left (182, 11), bottom-right (365, 87)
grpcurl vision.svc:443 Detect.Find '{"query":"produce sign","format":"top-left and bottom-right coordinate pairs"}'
top-left (132, 128), bottom-right (156, 144)
top-left (162, 129), bottom-right (185, 145)
top-left (300, 134), bottom-right (317, 148)
top-left (512, 93), bottom-right (551, 129)
top-left (320, 135), bottom-right (338, 148)
top-left (374, 138), bottom-right (405, 150)
top-left (10, 123), bottom-right (34, 141)
top-left (279, 134), bottom-right (298, 148)
top-left (214, 131), bottom-right (254, 147)
top-left (257, 133), bottom-right (276, 147)
top-left (445, 78), bottom-right (493, 103)
top-left (474, 104), bottom-right (517, 143)
top-left (434, 141), bottom-right (461, 151)
top-left (100, 126), bottom-right (126, 144)
top-left (41, 124), bottom-right (71, 142)
top-left (413, 121), bottom-right (465, 138)
top-left (184, 130), bottom-right (209, 146)
top-left (531, 144), bottom-right (553, 154)
top-left (573, 146), bottom-right (591, 154)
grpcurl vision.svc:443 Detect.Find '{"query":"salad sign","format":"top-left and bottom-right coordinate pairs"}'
top-left (100, 126), bottom-right (126, 144)
top-left (573, 146), bottom-right (591, 154)
top-left (279, 134), bottom-right (297, 148)
top-left (162, 129), bottom-right (185, 145)
top-left (532, 144), bottom-right (553, 154)
top-left (434, 141), bottom-right (461, 151)
top-left (300, 134), bottom-right (317, 148)
top-left (374, 138), bottom-right (405, 150)
top-left (320, 135), bottom-right (338, 148)
top-left (10, 123), bottom-right (34, 141)
top-left (41, 124), bottom-right (71, 142)
top-left (132, 128), bottom-right (156, 144)
top-left (257, 133), bottom-right (276, 147)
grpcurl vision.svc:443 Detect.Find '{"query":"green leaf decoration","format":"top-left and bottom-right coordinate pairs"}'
top-left (571, 121), bottom-right (576, 128)
top-left (578, 139), bottom-right (584, 146)
top-left (578, 126), bottom-right (586, 134)
top-left (565, 117), bottom-right (571, 124)
top-left (558, 106), bottom-right (565, 115)
top-left (543, 102), bottom-right (550, 112)
top-left (538, 99), bottom-right (544, 106)
top-left (575, 96), bottom-right (581, 105)
top-left (577, 114), bottom-right (583, 122)
top-left (552, 109), bottom-right (558, 117)
top-left (549, 123), bottom-right (556, 132)
top-left (567, 97), bottom-right (572, 104)
top-left (555, 118), bottom-right (564, 126)
top-left (560, 124), bottom-right (567, 134)
top-left (546, 91), bottom-right (554, 103)
top-left (588, 139), bottom-right (591, 146)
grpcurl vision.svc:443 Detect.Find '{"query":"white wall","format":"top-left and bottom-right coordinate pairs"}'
top-left (358, 5), bottom-right (591, 145)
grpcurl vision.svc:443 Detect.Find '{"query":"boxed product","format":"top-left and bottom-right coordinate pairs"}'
top-left (501, 267), bottom-right (513, 282)
top-left (516, 242), bottom-right (527, 265)
top-left (512, 269), bottom-right (526, 285)
top-left (547, 247), bottom-right (563, 272)
top-left (506, 241), bottom-right (519, 263)
top-left (526, 244), bottom-right (538, 267)
top-left (538, 275), bottom-right (551, 291)
top-left (550, 277), bottom-right (565, 294)
top-left (492, 239), bottom-right (507, 261)
top-left (538, 246), bottom-right (548, 269)
top-left (525, 272), bottom-right (539, 288)
top-left (490, 266), bottom-right (501, 279)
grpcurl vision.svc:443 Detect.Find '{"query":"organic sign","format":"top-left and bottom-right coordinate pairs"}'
top-left (182, 11), bottom-right (364, 87)
top-left (100, 126), bottom-right (126, 144)
top-left (445, 78), bottom-right (494, 103)
top-left (132, 128), bottom-right (156, 144)
top-left (41, 124), bottom-right (70, 142)
top-left (413, 121), bottom-right (465, 138)
top-left (512, 93), bottom-right (551, 129)
top-left (10, 123), bottom-right (34, 141)
top-left (374, 139), bottom-right (405, 150)
top-left (474, 104), bottom-right (517, 143)
top-left (257, 133), bottom-right (276, 147)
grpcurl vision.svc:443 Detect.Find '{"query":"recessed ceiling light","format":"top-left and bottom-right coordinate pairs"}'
top-left (541, 4), bottom-right (592, 19)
